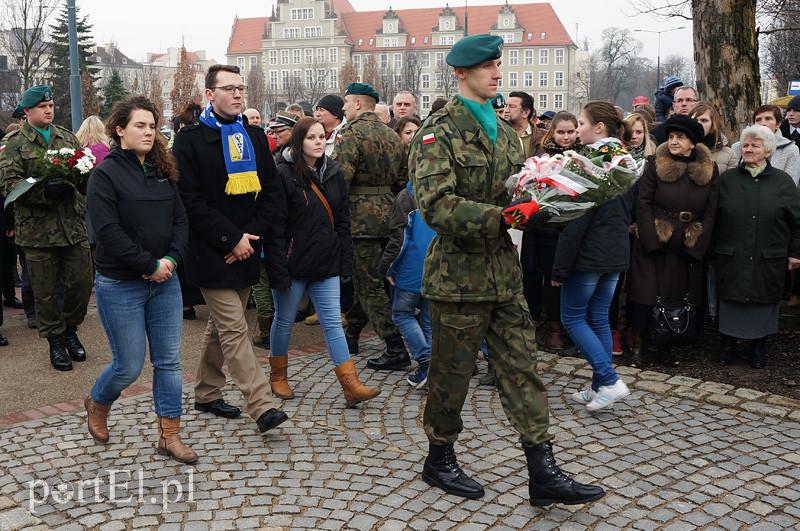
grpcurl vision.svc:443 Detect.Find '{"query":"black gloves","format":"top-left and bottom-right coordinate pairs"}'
top-left (43, 179), bottom-right (74, 201)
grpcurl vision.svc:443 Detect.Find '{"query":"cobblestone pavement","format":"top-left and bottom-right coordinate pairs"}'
top-left (1, 338), bottom-right (799, 531)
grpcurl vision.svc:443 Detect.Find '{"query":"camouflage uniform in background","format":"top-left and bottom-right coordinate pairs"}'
top-left (409, 97), bottom-right (551, 447)
top-left (0, 122), bottom-right (92, 339)
top-left (332, 111), bottom-right (405, 340)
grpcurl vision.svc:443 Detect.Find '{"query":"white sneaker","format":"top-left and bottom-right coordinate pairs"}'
top-left (571, 388), bottom-right (596, 405)
top-left (586, 379), bottom-right (630, 411)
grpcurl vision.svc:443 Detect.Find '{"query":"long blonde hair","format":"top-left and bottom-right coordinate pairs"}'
top-left (76, 115), bottom-right (109, 147)
top-left (623, 112), bottom-right (656, 156)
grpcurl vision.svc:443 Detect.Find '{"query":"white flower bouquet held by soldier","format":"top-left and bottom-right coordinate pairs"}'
top-left (503, 139), bottom-right (645, 227)
top-left (3, 147), bottom-right (96, 208)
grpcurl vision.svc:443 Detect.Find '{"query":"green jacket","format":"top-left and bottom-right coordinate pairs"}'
top-left (0, 121), bottom-right (86, 248)
top-left (332, 111), bottom-right (405, 239)
top-left (409, 96), bottom-right (525, 303)
top-left (714, 163), bottom-right (800, 304)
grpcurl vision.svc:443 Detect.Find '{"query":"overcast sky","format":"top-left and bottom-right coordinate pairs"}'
top-left (78, 0), bottom-right (694, 67)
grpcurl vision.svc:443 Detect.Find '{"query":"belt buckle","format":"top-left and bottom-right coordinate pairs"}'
top-left (678, 211), bottom-right (692, 222)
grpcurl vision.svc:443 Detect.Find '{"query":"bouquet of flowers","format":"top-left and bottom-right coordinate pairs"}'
top-left (4, 147), bottom-right (96, 208)
top-left (504, 139), bottom-right (645, 226)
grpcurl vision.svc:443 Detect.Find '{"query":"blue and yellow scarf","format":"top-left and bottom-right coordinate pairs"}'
top-left (198, 103), bottom-right (261, 195)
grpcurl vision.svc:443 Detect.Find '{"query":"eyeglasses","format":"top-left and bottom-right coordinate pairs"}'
top-left (213, 85), bottom-right (246, 94)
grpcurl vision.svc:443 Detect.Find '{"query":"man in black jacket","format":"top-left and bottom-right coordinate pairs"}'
top-left (173, 64), bottom-right (288, 435)
top-left (780, 95), bottom-right (800, 149)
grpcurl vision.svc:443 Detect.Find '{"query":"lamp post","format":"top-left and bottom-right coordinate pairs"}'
top-left (634, 26), bottom-right (686, 95)
top-left (67, 0), bottom-right (83, 132)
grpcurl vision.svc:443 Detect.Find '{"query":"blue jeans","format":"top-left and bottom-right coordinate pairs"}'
top-left (561, 271), bottom-right (620, 390)
top-left (271, 276), bottom-right (350, 366)
top-left (391, 288), bottom-right (431, 364)
top-left (91, 274), bottom-right (184, 417)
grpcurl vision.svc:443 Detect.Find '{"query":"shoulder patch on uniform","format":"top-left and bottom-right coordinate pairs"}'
top-left (422, 133), bottom-right (436, 145)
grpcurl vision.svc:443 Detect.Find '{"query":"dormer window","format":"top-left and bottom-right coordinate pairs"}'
top-left (411, 36), bottom-right (416, 45)
top-left (528, 32), bottom-right (533, 41)
top-left (540, 32), bottom-right (547, 40)
top-left (424, 36), bottom-right (429, 44)
top-left (358, 39), bottom-right (363, 46)
top-left (369, 38), bottom-right (374, 46)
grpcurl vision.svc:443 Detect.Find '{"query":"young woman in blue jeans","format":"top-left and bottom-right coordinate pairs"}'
top-left (552, 101), bottom-right (637, 411)
top-left (267, 117), bottom-right (379, 407)
top-left (85, 96), bottom-right (195, 463)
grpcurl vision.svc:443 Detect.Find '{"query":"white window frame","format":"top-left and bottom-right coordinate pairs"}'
top-left (422, 53), bottom-right (430, 68)
top-left (384, 37), bottom-right (398, 48)
top-left (237, 57), bottom-right (246, 71)
top-left (539, 49), bottom-right (549, 65)
top-left (523, 72), bottom-right (533, 88)
top-left (555, 48), bottom-right (565, 65)
top-left (329, 68), bottom-right (338, 89)
top-left (316, 48), bottom-right (326, 64)
top-left (539, 71), bottom-right (548, 88)
top-left (281, 70), bottom-right (290, 89)
top-left (281, 50), bottom-right (290, 65)
top-left (290, 8), bottom-right (314, 20)
top-left (353, 55), bottom-right (361, 69)
top-left (554, 93), bottom-right (564, 109)
top-left (269, 50), bottom-right (278, 66)
top-left (293, 49), bottom-right (301, 64)
top-left (421, 73), bottom-right (430, 89)
top-left (250, 56), bottom-right (258, 70)
top-left (554, 71), bottom-right (564, 88)
top-left (422, 95), bottom-right (430, 110)
top-left (283, 27), bottom-right (300, 39)
top-left (304, 27), bottom-right (322, 39)
top-left (539, 93), bottom-right (548, 110)
top-left (305, 48), bottom-right (313, 64)
top-left (509, 72), bottom-right (518, 88)
top-left (509, 50), bottom-right (518, 66)
top-left (380, 53), bottom-right (388, 69)
top-left (329, 47), bottom-right (338, 64)
top-left (305, 69), bottom-right (313, 87)
top-left (524, 49), bottom-right (533, 65)
top-left (393, 53), bottom-right (402, 70)
top-left (435, 52), bottom-right (445, 66)
top-left (269, 70), bottom-right (278, 91)
top-left (502, 33), bottom-right (514, 43)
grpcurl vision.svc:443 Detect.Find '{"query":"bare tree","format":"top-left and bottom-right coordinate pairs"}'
top-left (80, 67), bottom-right (100, 118)
top-left (283, 72), bottom-right (305, 107)
top-left (400, 51), bottom-right (425, 97)
top-left (1, 0), bottom-right (56, 88)
top-left (246, 62), bottom-right (267, 115)
top-left (764, 0), bottom-right (800, 94)
top-left (339, 60), bottom-right (358, 94)
top-left (378, 65), bottom-right (398, 105)
top-left (591, 27), bottom-right (641, 103)
top-left (434, 60), bottom-right (458, 99)
top-left (170, 47), bottom-right (200, 116)
top-left (362, 55), bottom-right (379, 89)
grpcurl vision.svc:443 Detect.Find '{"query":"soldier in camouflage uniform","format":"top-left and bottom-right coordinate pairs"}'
top-left (409, 35), bottom-right (605, 507)
top-left (0, 85), bottom-right (92, 371)
top-left (332, 83), bottom-right (410, 370)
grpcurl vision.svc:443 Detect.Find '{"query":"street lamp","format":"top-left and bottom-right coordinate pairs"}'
top-left (634, 26), bottom-right (686, 95)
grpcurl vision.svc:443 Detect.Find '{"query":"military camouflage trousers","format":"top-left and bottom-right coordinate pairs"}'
top-left (251, 261), bottom-right (274, 317)
top-left (24, 242), bottom-right (92, 339)
top-left (346, 238), bottom-right (398, 339)
top-left (423, 294), bottom-right (551, 447)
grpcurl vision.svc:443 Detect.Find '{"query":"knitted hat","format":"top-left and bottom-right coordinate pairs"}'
top-left (663, 75), bottom-right (684, 92)
top-left (316, 94), bottom-right (344, 121)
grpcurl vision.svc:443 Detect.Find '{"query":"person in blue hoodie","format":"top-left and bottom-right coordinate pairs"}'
top-left (378, 180), bottom-right (436, 388)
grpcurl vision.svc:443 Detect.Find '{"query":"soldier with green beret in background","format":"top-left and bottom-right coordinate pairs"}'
top-left (408, 34), bottom-right (606, 507)
top-left (332, 82), bottom-right (410, 370)
top-left (0, 85), bottom-right (92, 371)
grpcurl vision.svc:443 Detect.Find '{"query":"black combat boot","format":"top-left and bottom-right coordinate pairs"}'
top-left (749, 337), bottom-right (766, 369)
top-left (479, 361), bottom-right (496, 386)
top-left (718, 334), bottom-right (736, 366)
top-left (48, 336), bottom-right (73, 371)
top-left (367, 333), bottom-right (411, 370)
top-left (345, 326), bottom-right (361, 354)
top-left (422, 443), bottom-right (485, 499)
top-left (64, 326), bottom-right (87, 361)
top-left (525, 442), bottom-right (605, 506)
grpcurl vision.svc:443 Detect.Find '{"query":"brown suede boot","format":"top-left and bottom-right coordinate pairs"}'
top-left (269, 355), bottom-right (295, 399)
top-left (85, 397), bottom-right (112, 443)
top-left (156, 417), bottom-right (198, 464)
top-left (253, 315), bottom-right (273, 350)
top-left (334, 359), bottom-right (381, 407)
top-left (544, 321), bottom-right (568, 352)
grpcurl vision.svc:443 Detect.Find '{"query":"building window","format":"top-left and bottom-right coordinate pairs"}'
top-left (436, 73), bottom-right (443, 90)
top-left (509, 72), bottom-right (518, 88)
top-left (440, 35), bottom-right (455, 46)
top-left (539, 71), bottom-right (548, 88)
top-left (290, 8), bottom-right (314, 20)
top-left (524, 72), bottom-right (533, 88)
top-left (509, 50), bottom-right (518, 66)
top-left (305, 27), bottom-right (322, 38)
top-left (305, 48), bottom-right (313, 64)
top-left (316, 48), bottom-right (325, 63)
top-left (422, 53), bottom-right (430, 68)
top-left (283, 27), bottom-right (300, 39)
top-left (502, 33), bottom-right (514, 43)
top-left (281, 50), bottom-right (289, 65)
top-left (250, 56), bottom-right (258, 70)
top-left (554, 71), bottom-right (564, 88)
top-left (498, 76), bottom-right (503, 88)
top-left (421, 74), bottom-right (430, 89)
top-left (329, 47), bottom-right (338, 64)
top-left (554, 93), bottom-right (564, 109)
top-left (353, 55), bottom-right (361, 69)
top-left (435, 52), bottom-right (445, 66)
top-left (293, 49), bottom-right (301, 64)
top-left (524, 49), bottom-right (533, 65)
top-left (394, 53), bottom-right (402, 70)
top-left (555, 48), bottom-right (565, 65)
top-left (422, 95), bottom-right (430, 110)
top-left (329, 68), bottom-right (338, 89)
top-left (305, 69), bottom-right (313, 87)
top-left (539, 93), bottom-right (548, 110)
top-left (237, 57), bottom-right (246, 70)
top-left (539, 49), bottom-right (549, 65)
top-left (383, 37), bottom-right (398, 47)
top-left (281, 70), bottom-right (290, 89)
top-left (380, 53), bottom-right (388, 69)
top-left (269, 50), bottom-right (278, 66)
top-left (269, 71), bottom-right (278, 91)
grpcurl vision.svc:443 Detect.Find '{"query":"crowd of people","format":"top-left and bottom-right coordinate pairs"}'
top-left (1, 32), bottom-right (799, 508)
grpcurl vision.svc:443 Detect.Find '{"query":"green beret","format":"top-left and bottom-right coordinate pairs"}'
top-left (447, 34), bottom-right (504, 68)
top-left (20, 85), bottom-right (53, 109)
top-left (11, 104), bottom-right (24, 119)
top-left (491, 93), bottom-right (506, 109)
top-left (345, 82), bottom-right (380, 103)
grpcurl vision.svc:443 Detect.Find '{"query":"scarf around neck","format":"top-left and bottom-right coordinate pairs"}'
top-left (199, 104), bottom-right (261, 195)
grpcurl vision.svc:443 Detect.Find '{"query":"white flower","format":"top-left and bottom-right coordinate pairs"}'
top-left (75, 157), bottom-right (94, 174)
top-left (83, 146), bottom-right (93, 156)
top-left (58, 147), bottom-right (75, 157)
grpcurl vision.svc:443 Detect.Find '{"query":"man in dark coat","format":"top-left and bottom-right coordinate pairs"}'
top-left (780, 95), bottom-right (800, 150)
top-left (174, 64), bottom-right (287, 436)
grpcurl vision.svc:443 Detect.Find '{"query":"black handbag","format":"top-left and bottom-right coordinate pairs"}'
top-left (648, 261), bottom-right (698, 347)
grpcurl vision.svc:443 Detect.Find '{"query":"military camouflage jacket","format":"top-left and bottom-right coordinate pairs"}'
top-left (409, 96), bottom-right (525, 303)
top-left (332, 111), bottom-right (405, 239)
top-left (0, 121), bottom-right (86, 247)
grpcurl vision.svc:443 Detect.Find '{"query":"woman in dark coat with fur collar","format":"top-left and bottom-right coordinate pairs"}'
top-left (627, 115), bottom-right (719, 363)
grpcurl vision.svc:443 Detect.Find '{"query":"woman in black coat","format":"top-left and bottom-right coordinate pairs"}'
top-left (266, 117), bottom-right (379, 407)
top-left (628, 115), bottom-right (719, 364)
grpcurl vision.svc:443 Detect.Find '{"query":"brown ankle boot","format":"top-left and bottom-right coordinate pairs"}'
top-left (334, 359), bottom-right (381, 407)
top-left (157, 417), bottom-right (198, 464)
top-left (84, 396), bottom-right (112, 443)
top-left (544, 321), bottom-right (568, 351)
top-left (269, 355), bottom-right (294, 399)
top-left (253, 315), bottom-right (273, 350)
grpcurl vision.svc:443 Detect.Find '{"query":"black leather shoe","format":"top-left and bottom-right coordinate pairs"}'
top-left (749, 338), bottom-right (766, 369)
top-left (0, 335), bottom-right (8, 347)
top-left (256, 408), bottom-right (289, 433)
top-left (4, 296), bottom-right (23, 309)
top-left (48, 336), bottom-right (73, 371)
top-left (194, 399), bottom-right (241, 419)
top-left (718, 334), bottom-right (736, 366)
top-left (64, 326), bottom-right (86, 362)
top-left (422, 444), bottom-right (485, 499)
top-left (525, 442), bottom-right (605, 507)
top-left (367, 334), bottom-right (411, 370)
top-left (478, 362), bottom-right (495, 386)
top-left (345, 326), bottom-right (361, 354)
